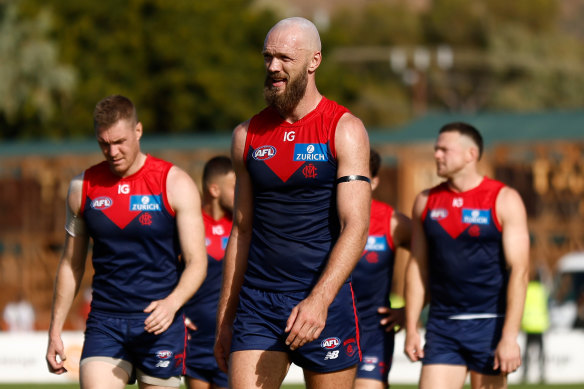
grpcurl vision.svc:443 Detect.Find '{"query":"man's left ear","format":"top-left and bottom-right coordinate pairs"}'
top-left (135, 122), bottom-right (143, 140)
top-left (308, 51), bottom-right (322, 72)
top-left (468, 146), bottom-right (479, 162)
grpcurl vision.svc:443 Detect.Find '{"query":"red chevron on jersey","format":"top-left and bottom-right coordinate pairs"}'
top-left (88, 192), bottom-right (162, 230)
top-left (423, 177), bottom-right (504, 239)
top-left (203, 212), bottom-right (232, 261)
top-left (244, 97), bottom-right (348, 183)
top-left (81, 156), bottom-right (173, 230)
top-left (256, 142), bottom-right (304, 183)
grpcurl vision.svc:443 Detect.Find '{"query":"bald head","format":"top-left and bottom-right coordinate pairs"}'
top-left (265, 17), bottom-right (321, 52)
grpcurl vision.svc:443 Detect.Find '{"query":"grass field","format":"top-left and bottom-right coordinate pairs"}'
top-left (0, 384), bottom-right (583, 389)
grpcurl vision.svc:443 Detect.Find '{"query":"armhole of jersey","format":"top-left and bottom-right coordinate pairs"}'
top-left (329, 109), bottom-right (349, 160)
top-left (162, 163), bottom-right (176, 217)
top-left (386, 206), bottom-right (395, 251)
top-left (420, 192), bottom-right (431, 222)
top-left (242, 119), bottom-right (255, 164)
top-left (79, 171), bottom-right (88, 217)
top-left (492, 184), bottom-right (505, 232)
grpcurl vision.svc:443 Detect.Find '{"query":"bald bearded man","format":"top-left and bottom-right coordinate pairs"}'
top-left (214, 17), bottom-right (371, 389)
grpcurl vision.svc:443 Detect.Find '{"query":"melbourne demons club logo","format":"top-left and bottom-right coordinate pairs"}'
top-left (343, 337), bottom-right (357, 357)
top-left (365, 252), bottom-right (379, 264)
top-left (139, 212), bottom-right (153, 226)
top-left (302, 163), bottom-right (318, 178)
top-left (468, 225), bottom-right (481, 237)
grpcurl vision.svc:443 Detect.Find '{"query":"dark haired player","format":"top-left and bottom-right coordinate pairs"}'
top-left (404, 122), bottom-right (529, 389)
top-left (184, 156), bottom-right (235, 389)
top-left (352, 149), bottom-right (411, 389)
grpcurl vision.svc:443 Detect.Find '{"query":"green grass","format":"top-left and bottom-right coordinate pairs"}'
top-left (0, 384), bottom-right (583, 389)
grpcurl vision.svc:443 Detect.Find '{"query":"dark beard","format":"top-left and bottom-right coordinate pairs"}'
top-left (263, 69), bottom-right (308, 116)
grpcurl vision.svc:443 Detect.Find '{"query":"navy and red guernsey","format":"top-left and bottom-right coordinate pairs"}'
top-left (352, 199), bottom-right (396, 332)
top-left (243, 97), bottom-right (349, 292)
top-left (184, 211), bottom-right (232, 320)
top-left (422, 177), bottom-right (507, 320)
top-left (80, 155), bottom-right (181, 314)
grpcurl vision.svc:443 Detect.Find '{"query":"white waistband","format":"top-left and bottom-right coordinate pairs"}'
top-left (448, 313), bottom-right (502, 320)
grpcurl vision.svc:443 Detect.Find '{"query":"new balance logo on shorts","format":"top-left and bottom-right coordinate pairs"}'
top-left (324, 350), bottom-right (339, 360)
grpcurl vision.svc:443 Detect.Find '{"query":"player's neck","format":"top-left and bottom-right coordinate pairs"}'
top-left (284, 87), bottom-right (322, 123)
top-left (202, 201), bottom-right (226, 221)
top-left (447, 171), bottom-right (484, 193)
top-left (120, 152), bottom-right (147, 178)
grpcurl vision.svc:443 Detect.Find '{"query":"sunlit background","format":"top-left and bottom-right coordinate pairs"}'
top-left (1, 0), bottom-right (584, 385)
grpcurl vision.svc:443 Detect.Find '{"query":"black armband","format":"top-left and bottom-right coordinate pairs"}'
top-left (335, 175), bottom-right (371, 184)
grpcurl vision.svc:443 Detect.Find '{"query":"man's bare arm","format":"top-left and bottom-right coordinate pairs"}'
top-left (404, 191), bottom-right (429, 362)
top-left (214, 121), bottom-right (254, 372)
top-left (285, 113), bottom-right (371, 350)
top-left (46, 175), bottom-right (90, 374)
top-left (143, 166), bottom-right (208, 334)
top-left (493, 186), bottom-right (530, 374)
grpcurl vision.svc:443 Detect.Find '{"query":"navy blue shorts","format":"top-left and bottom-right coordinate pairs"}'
top-left (185, 367), bottom-right (228, 388)
top-left (356, 327), bottom-right (394, 382)
top-left (81, 310), bottom-right (187, 379)
top-left (423, 316), bottom-right (504, 375)
top-left (231, 283), bottom-right (361, 373)
top-left (185, 314), bottom-right (227, 387)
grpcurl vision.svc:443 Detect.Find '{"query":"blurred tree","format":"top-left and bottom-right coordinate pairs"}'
top-left (3, 0), bottom-right (584, 139)
top-left (321, 2), bottom-right (423, 127)
top-left (0, 1), bottom-right (76, 139)
top-left (423, 0), bottom-right (487, 47)
top-left (18, 0), bottom-right (276, 138)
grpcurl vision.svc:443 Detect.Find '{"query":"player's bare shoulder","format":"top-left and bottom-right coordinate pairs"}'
top-left (336, 112), bottom-right (368, 144)
top-left (412, 189), bottom-right (431, 218)
top-left (166, 164), bottom-right (200, 212)
top-left (231, 119), bottom-right (251, 165)
top-left (67, 173), bottom-right (85, 214)
top-left (495, 184), bottom-right (527, 225)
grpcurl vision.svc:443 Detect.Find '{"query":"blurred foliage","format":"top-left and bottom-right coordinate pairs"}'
top-left (322, 0), bottom-right (584, 126)
top-left (1, 0), bottom-right (583, 140)
top-left (0, 1), bottom-right (76, 138)
top-left (11, 0), bottom-right (276, 138)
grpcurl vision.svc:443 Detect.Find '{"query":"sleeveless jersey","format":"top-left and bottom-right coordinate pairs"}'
top-left (352, 199), bottom-right (396, 332)
top-left (184, 211), bottom-right (232, 314)
top-left (422, 177), bottom-right (506, 319)
top-left (80, 155), bottom-right (181, 314)
top-left (243, 97), bottom-right (349, 291)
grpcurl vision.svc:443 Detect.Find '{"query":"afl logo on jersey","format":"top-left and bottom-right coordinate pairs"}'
top-left (429, 208), bottom-right (448, 220)
top-left (253, 145), bottom-right (276, 161)
top-left (321, 337), bottom-right (340, 350)
top-left (91, 196), bottom-right (113, 210)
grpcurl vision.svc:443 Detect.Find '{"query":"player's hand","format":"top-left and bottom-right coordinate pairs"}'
top-left (285, 295), bottom-right (327, 351)
top-left (144, 298), bottom-right (179, 335)
top-left (46, 334), bottom-right (68, 374)
top-left (184, 316), bottom-right (198, 340)
top-left (184, 316), bottom-right (198, 331)
top-left (378, 306), bottom-right (405, 332)
top-left (404, 329), bottom-right (424, 362)
top-left (214, 324), bottom-right (232, 373)
top-left (493, 335), bottom-right (521, 375)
